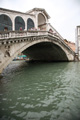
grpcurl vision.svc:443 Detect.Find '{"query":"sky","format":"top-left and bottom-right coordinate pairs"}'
top-left (0, 0), bottom-right (80, 43)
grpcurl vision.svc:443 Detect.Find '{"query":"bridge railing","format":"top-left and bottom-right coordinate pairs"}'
top-left (0, 30), bottom-right (60, 40)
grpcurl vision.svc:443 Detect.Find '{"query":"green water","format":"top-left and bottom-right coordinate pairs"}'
top-left (0, 61), bottom-right (80, 120)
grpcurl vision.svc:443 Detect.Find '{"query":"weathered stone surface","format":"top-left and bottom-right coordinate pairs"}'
top-left (0, 33), bottom-right (75, 74)
top-left (0, 7), bottom-right (76, 73)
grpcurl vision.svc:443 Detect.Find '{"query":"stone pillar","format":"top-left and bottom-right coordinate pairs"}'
top-left (12, 19), bottom-right (15, 31)
top-left (25, 20), bottom-right (27, 30)
top-left (35, 13), bottom-right (38, 29)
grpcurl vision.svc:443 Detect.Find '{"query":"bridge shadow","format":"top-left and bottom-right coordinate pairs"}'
top-left (23, 42), bottom-right (68, 62)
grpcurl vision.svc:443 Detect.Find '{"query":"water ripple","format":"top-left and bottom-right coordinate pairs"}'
top-left (0, 62), bottom-right (80, 120)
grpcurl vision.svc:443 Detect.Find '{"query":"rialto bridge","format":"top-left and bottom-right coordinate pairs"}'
top-left (0, 7), bottom-right (76, 74)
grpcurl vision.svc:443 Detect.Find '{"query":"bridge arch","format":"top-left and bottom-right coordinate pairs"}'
top-left (0, 36), bottom-right (75, 74)
top-left (15, 16), bottom-right (25, 30)
top-left (9, 38), bottom-right (73, 62)
top-left (23, 41), bottom-right (68, 61)
top-left (0, 14), bottom-right (12, 31)
top-left (21, 39), bottom-right (73, 61)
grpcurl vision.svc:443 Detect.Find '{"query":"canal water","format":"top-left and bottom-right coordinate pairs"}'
top-left (0, 61), bottom-right (80, 120)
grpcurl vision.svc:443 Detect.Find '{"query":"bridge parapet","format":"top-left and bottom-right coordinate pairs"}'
top-left (0, 30), bottom-right (75, 56)
top-left (0, 30), bottom-right (59, 40)
top-left (0, 30), bottom-right (76, 74)
top-left (0, 30), bottom-right (75, 57)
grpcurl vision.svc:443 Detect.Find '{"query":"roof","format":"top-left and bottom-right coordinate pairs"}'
top-left (26, 8), bottom-right (50, 19)
top-left (0, 7), bottom-right (34, 16)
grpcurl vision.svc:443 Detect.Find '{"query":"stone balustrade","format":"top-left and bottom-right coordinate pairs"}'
top-left (0, 30), bottom-right (59, 40)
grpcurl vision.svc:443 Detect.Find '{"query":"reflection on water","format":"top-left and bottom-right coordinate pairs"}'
top-left (0, 61), bottom-right (80, 120)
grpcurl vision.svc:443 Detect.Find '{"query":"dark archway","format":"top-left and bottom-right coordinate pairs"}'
top-left (23, 42), bottom-right (68, 62)
top-left (15, 16), bottom-right (25, 30)
top-left (27, 18), bottom-right (34, 30)
top-left (0, 14), bottom-right (12, 31)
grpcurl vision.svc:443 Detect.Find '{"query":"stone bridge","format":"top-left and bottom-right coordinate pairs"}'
top-left (0, 30), bottom-right (75, 74)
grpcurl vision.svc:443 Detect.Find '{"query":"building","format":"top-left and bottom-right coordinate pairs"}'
top-left (0, 7), bottom-right (77, 73)
top-left (0, 7), bottom-right (78, 60)
top-left (75, 26), bottom-right (80, 60)
top-left (64, 39), bottom-right (75, 52)
top-left (0, 7), bottom-right (63, 40)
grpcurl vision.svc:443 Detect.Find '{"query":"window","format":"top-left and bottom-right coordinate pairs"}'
top-left (4, 15), bottom-right (8, 21)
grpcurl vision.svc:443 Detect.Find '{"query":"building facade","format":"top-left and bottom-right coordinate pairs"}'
top-left (75, 26), bottom-right (80, 60)
top-left (0, 8), bottom-right (50, 31)
top-left (0, 7), bottom-right (64, 40)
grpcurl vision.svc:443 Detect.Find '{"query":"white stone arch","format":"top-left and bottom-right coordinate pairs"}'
top-left (0, 13), bottom-right (13, 31)
top-left (11, 39), bottom-right (74, 62)
top-left (0, 37), bottom-right (74, 74)
top-left (27, 17), bottom-right (35, 30)
top-left (15, 15), bottom-right (25, 30)
top-left (0, 13), bottom-right (17, 31)
top-left (38, 12), bottom-right (47, 24)
top-left (38, 12), bottom-right (47, 30)
top-left (0, 13), bottom-right (12, 21)
top-left (21, 40), bottom-right (73, 60)
top-left (26, 17), bottom-right (35, 22)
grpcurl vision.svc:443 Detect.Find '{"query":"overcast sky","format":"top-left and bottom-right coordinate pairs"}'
top-left (0, 0), bottom-right (80, 42)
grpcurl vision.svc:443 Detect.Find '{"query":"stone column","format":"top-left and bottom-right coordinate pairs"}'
top-left (35, 13), bottom-right (38, 29)
top-left (25, 20), bottom-right (27, 30)
top-left (12, 19), bottom-right (15, 31)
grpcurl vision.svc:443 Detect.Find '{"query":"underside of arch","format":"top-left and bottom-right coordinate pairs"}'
top-left (23, 42), bottom-right (68, 62)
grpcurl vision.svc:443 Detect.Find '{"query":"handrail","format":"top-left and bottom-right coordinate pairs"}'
top-left (0, 30), bottom-right (75, 55)
top-left (0, 30), bottom-right (59, 40)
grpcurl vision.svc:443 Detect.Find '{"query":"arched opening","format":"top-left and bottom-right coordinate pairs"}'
top-left (27, 18), bottom-right (34, 30)
top-left (23, 42), bottom-right (68, 62)
top-left (0, 14), bottom-right (12, 31)
top-left (38, 13), bottom-right (46, 30)
top-left (15, 16), bottom-right (25, 30)
top-left (0, 38), bottom-right (74, 74)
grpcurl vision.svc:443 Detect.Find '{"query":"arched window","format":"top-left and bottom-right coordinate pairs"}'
top-left (38, 13), bottom-right (46, 30)
top-left (15, 16), bottom-right (25, 30)
top-left (27, 18), bottom-right (34, 30)
top-left (38, 13), bottom-right (46, 25)
top-left (0, 14), bottom-right (12, 31)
